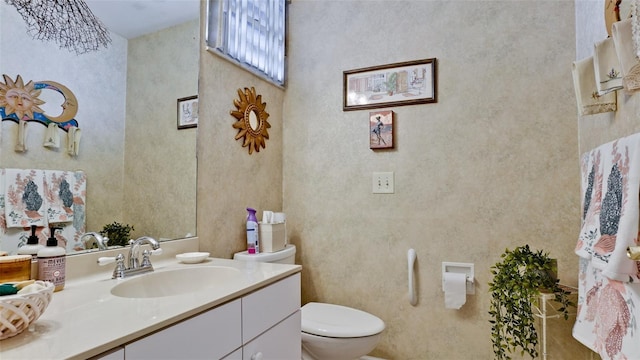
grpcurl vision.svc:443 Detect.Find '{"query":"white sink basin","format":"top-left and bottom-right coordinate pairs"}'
top-left (110, 266), bottom-right (244, 298)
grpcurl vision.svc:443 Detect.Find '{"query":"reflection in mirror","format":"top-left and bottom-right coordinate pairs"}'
top-left (248, 109), bottom-right (259, 131)
top-left (0, 3), bottom-right (198, 255)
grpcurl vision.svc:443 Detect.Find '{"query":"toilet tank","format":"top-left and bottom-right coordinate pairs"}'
top-left (233, 244), bottom-right (296, 264)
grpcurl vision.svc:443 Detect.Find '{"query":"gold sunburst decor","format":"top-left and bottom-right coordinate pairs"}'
top-left (230, 87), bottom-right (270, 154)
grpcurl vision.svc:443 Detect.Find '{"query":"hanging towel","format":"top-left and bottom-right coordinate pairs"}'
top-left (599, 133), bottom-right (640, 282)
top-left (575, 147), bottom-right (604, 259)
top-left (43, 122), bottom-right (60, 149)
top-left (43, 170), bottom-right (74, 224)
top-left (575, 132), bottom-right (640, 282)
top-left (0, 169), bottom-right (6, 239)
top-left (67, 126), bottom-right (81, 156)
top-left (594, 37), bottom-right (624, 95)
top-left (572, 57), bottom-right (617, 115)
top-left (631, 0), bottom-right (640, 58)
top-left (3, 169), bottom-right (45, 228)
top-left (573, 132), bottom-right (640, 359)
top-left (612, 18), bottom-right (640, 92)
top-left (572, 258), bottom-right (640, 359)
top-left (14, 120), bottom-right (28, 152)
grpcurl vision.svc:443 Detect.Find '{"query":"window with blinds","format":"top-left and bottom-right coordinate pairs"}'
top-left (206, 0), bottom-right (286, 87)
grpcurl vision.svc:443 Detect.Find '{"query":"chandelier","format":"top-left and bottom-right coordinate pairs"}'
top-left (5, 0), bottom-right (111, 54)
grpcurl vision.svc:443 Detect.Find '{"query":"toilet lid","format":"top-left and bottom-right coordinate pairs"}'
top-left (301, 302), bottom-right (385, 338)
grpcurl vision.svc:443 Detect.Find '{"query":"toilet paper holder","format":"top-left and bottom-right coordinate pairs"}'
top-left (442, 262), bottom-right (475, 295)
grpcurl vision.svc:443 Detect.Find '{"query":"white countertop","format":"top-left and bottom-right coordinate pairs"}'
top-left (0, 243), bottom-right (301, 359)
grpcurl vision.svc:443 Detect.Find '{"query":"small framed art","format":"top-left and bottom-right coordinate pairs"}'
top-left (370, 110), bottom-right (393, 149)
top-left (177, 95), bottom-right (198, 129)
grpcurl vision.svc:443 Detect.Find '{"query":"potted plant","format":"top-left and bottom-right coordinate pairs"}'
top-left (488, 245), bottom-right (573, 360)
top-left (99, 222), bottom-right (134, 247)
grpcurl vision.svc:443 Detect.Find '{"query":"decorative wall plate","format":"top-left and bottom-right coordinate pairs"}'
top-left (230, 87), bottom-right (270, 154)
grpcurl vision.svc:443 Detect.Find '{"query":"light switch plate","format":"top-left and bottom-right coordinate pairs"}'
top-left (372, 172), bottom-right (394, 194)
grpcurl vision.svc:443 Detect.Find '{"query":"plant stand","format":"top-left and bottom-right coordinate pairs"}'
top-left (533, 285), bottom-right (578, 360)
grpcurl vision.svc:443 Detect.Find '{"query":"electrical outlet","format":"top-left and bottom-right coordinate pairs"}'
top-left (372, 172), bottom-right (394, 194)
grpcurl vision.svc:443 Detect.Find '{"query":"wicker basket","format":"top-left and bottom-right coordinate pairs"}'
top-left (0, 281), bottom-right (55, 340)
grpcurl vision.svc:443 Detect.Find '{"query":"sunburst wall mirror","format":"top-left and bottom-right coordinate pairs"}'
top-left (231, 87), bottom-right (270, 155)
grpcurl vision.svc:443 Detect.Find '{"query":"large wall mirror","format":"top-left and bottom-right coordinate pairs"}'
top-left (0, 1), bottom-right (199, 255)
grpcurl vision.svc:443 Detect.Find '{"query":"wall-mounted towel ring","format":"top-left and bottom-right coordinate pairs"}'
top-left (408, 248), bottom-right (417, 306)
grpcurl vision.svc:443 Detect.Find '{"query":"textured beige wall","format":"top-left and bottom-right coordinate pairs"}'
top-left (284, 1), bottom-right (581, 358)
top-left (196, 20), bottom-right (284, 256)
top-left (124, 20), bottom-right (198, 240)
top-left (197, 0), bottom-right (589, 358)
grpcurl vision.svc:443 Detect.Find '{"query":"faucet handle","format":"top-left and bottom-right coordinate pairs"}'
top-left (141, 248), bottom-right (163, 267)
top-left (141, 250), bottom-right (152, 267)
top-left (112, 254), bottom-right (126, 279)
top-left (97, 256), bottom-right (116, 266)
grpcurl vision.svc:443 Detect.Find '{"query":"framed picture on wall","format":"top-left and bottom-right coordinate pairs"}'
top-left (177, 95), bottom-right (198, 129)
top-left (343, 58), bottom-right (437, 111)
top-left (369, 110), bottom-right (394, 149)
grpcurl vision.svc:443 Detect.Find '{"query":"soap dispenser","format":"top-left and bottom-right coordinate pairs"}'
top-left (17, 225), bottom-right (44, 279)
top-left (37, 227), bottom-right (66, 291)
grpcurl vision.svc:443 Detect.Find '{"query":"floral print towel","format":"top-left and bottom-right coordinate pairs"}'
top-left (44, 170), bottom-right (74, 223)
top-left (4, 169), bottom-right (45, 228)
top-left (0, 169), bottom-right (87, 253)
top-left (576, 133), bottom-right (640, 282)
top-left (574, 133), bottom-right (640, 359)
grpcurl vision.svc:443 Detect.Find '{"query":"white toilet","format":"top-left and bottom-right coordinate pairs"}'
top-left (234, 245), bottom-right (385, 360)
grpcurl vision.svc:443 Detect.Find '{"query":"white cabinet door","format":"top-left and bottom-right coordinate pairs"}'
top-left (242, 311), bottom-right (301, 360)
top-left (242, 274), bottom-right (300, 343)
top-left (125, 299), bottom-right (242, 359)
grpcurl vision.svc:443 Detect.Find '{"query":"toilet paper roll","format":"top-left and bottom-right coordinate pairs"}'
top-left (443, 272), bottom-right (467, 309)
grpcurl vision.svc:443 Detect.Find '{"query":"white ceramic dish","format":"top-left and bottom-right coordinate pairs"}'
top-left (175, 252), bottom-right (210, 264)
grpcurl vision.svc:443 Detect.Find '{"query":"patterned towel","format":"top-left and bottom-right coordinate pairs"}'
top-left (612, 18), bottom-right (640, 92)
top-left (573, 132), bottom-right (640, 360)
top-left (43, 170), bottom-right (74, 224)
top-left (594, 37), bottom-right (624, 95)
top-left (572, 57), bottom-right (617, 115)
top-left (573, 258), bottom-right (640, 359)
top-left (3, 169), bottom-right (45, 228)
top-left (576, 133), bottom-right (640, 282)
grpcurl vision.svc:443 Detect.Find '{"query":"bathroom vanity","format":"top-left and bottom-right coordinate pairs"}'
top-left (0, 239), bottom-right (302, 359)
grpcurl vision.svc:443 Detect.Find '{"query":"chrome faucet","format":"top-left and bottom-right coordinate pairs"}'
top-left (81, 232), bottom-right (109, 250)
top-left (98, 236), bottom-right (162, 279)
top-left (128, 236), bottom-right (161, 269)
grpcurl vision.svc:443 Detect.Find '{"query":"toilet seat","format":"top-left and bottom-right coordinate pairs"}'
top-left (301, 302), bottom-right (385, 338)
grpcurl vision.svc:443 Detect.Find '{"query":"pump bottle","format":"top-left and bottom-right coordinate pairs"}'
top-left (17, 225), bottom-right (43, 279)
top-left (246, 208), bottom-right (260, 254)
top-left (37, 227), bottom-right (66, 291)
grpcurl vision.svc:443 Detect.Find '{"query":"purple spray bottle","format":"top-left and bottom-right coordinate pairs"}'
top-left (246, 208), bottom-right (260, 254)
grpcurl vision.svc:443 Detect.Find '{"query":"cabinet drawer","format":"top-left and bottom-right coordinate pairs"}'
top-left (125, 299), bottom-right (242, 359)
top-left (243, 310), bottom-right (301, 360)
top-left (242, 273), bottom-right (300, 342)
